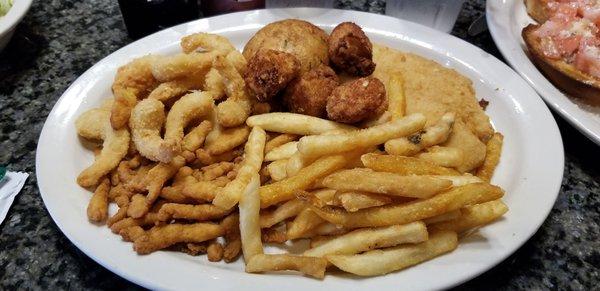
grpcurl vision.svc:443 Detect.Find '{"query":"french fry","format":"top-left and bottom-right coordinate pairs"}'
top-left (246, 113), bottom-right (356, 135)
top-left (322, 168), bottom-right (452, 199)
top-left (87, 178), bottom-right (110, 222)
top-left (262, 228), bottom-right (288, 243)
top-left (416, 146), bottom-right (464, 168)
top-left (239, 174), bottom-right (263, 262)
top-left (265, 141), bottom-right (298, 161)
top-left (386, 73), bottom-right (406, 119)
top-left (476, 132), bottom-right (504, 182)
top-left (182, 120), bottom-right (213, 152)
top-left (310, 183), bottom-right (504, 228)
top-left (429, 199), bottom-right (508, 233)
top-left (335, 191), bottom-right (392, 212)
top-left (423, 209), bottom-right (461, 224)
top-left (213, 127), bottom-right (266, 209)
top-left (266, 159), bottom-right (288, 181)
top-left (264, 133), bottom-right (298, 153)
top-left (430, 174), bottom-right (482, 187)
top-left (301, 222), bottom-right (348, 238)
top-left (204, 125), bottom-right (250, 155)
top-left (304, 222), bottom-right (427, 257)
top-left (312, 189), bottom-right (338, 207)
top-left (359, 111), bottom-right (391, 128)
top-left (134, 223), bottom-right (224, 255)
top-left (326, 230), bottom-right (458, 276)
top-left (259, 199), bottom-right (305, 228)
top-left (286, 209), bottom-right (325, 240)
top-left (384, 112), bottom-right (455, 156)
top-left (297, 113), bottom-right (425, 159)
top-left (260, 155), bottom-right (349, 208)
top-left (361, 153), bottom-right (460, 175)
top-left (158, 203), bottom-right (230, 221)
top-left (245, 254), bottom-right (328, 279)
top-left (285, 151), bottom-right (316, 177)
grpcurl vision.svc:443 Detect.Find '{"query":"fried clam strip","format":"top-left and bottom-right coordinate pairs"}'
top-left (286, 209), bottom-right (325, 240)
top-left (239, 174), bottom-right (263, 262)
top-left (76, 108), bottom-right (130, 187)
top-left (134, 223), bottom-right (224, 255)
top-left (164, 91), bottom-right (214, 153)
top-left (204, 125), bottom-right (250, 155)
top-left (147, 73), bottom-right (205, 102)
top-left (264, 133), bottom-right (299, 153)
top-left (322, 168), bottom-right (452, 199)
top-left (310, 183), bottom-right (504, 228)
top-left (476, 132), bottom-right (504, 182)
top-left (128, 156), bottom-right (186, 218)
top-left (111, 55), bottom-right (159, 129)
top-left (181, 180), bottom-right (221, 202)
top-left (384, 112), bottom-right (455, 156)
top-left (259, 154), bottom-right (352, 208)
top-left (215, 55), bottom-right (253, 128)
top-left (259, 198), bottom-right (305, 228)
top-left (129, 98), bottom-right (175, 163)
top-left (361, 153), bottom-right (460, 176)
top-left (158, 203), bottom-right (230, 221)
top-left (304, 222), bottom-right (427, 257)
top-left (264, 141), bottom-right (298, 161)
top-left (87, 178), bottom-right (110, 222)
top-left (326, 230), bottom-right (458, 276)
top-left (429, 199), bottom-right (508, 233)
top-left (297, 113), bottom-right (426, 159)
top-left (180, 32), bottom-right (236, 54)
top-left (246, 113), bottom-right (356, 135)
top-left (151, 51), bottom-right (221, 82)
top-left (213, 127), bottom-right (267, 209)
top-left (182, 120), bottom-right (212, 152)
top-left (245, 254), bottom-right (328, 279)
top-left (221, 213), bottom-right (242, 262)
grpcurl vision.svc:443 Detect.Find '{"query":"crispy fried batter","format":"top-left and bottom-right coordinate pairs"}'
top-left (244, 49), bottom-right (301, 102)
top-left (284, 65), bottom-right (339, 117)
top-left (328, 22), bottom-right (375, 76)
top-left (326, 76), bottom-right (387, 123)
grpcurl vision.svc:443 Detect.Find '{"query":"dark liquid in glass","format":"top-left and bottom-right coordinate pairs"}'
top-left (118, 0), bottom-right (199, 39)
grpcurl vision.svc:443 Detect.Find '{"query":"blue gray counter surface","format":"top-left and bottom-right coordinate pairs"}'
top-left (0, 0), bottom-right (598, 289)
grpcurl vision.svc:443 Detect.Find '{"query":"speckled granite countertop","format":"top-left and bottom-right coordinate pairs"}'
top-left (0, 0), bottom-right (598, 289)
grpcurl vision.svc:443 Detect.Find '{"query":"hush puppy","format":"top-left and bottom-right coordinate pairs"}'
top-left (328, 22), bottom-right (375, 76)
top-left (326, 77), bottom-right (387, 123)
top-left (283, 65), bottom-right (339, 117)
top-left (243, 49), bottom-right (301, 102)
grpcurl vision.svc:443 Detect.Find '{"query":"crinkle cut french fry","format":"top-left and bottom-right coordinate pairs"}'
top-left (265, 141), bottom-right (298, 161)
top-left (87, 178), bottom-right (110, 222)
top-left (259, 198), bottom-right (305, 228)
top-left (259, 154), bottom-right (349, 208)
top-left (384, 112), bottom-right (455, 156)
top-left (286, 209), bottom-right (325, 240)
top-left (326, 230), bottom-right (458, 276)
top-left (246, 113), bottom-right (356, 135)
top-left (239, 174), bottom-right (263, 262)
top-left (134, 223), bottom-right (224, 255)
top-left (245, 254), bottom-right (328, 279)
top-left (361, 153), bottom-right (460, 176)
top-left (310, 183), bottom-right (504, 228)
top-left (476, 132), bottom-right (504, 182)
top-left (297, 113), bottom-right (425, 159)
top-left (264, 133), bottom-right (299, 153)
top-left (429, 199), bottom-right (508, 233)
top-left (322, 168), bottom-right (452, 199)
top-left (267, 159), bottom-right (288, 181)
top-left (304, 222), bottom-right (427, 257)
top-left (212, 127), bottom-right (266, 209)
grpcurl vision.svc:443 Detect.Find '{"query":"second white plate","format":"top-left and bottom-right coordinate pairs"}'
top-left (37, 8), bottom-right (564, 291)
top-left (487, 0), bottom-right (600, 145)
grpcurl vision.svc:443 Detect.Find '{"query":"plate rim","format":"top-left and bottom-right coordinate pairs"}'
top-left (486, 0), bottom-right (600, 145)
top-left (36, 7), bottom-right (564, 290)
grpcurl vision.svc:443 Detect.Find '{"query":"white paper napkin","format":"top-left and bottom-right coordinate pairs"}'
top-left (0, 171), bottom-right (29, 225)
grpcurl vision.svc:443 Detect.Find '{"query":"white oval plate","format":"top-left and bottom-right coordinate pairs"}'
top-left (37, 8), bottom-right (564, 291)
top-left (487, 0), bottom-right (600, 145)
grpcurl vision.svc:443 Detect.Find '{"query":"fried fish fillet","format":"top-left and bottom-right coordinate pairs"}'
top-left (373, 44), bottom-right (493, 172)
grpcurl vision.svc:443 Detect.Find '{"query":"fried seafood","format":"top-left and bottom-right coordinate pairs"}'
top-left (214, 55), bottom-right (253, 127)
top-left (328, 22), bottom-right (375, 76)
top-left (164, 91), bottom-right (213, 154)
top-left (129, 98), bottom-right (175, 163)
top-left (244, 49), bottom-right (301, 102)
top-left (326, 76), bottom-right (387, 123)
top-left (76, 108), bottom-right (130, 187)
top-left (111, 55), bottom-right (159, 129)
top-left (283, 65), bottom-right (339, 117)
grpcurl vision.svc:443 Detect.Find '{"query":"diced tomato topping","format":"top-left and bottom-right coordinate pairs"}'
top-left (554, 34), bottom-right (582, 55)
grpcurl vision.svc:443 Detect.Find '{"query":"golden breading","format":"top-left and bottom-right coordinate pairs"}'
top-left (283, 65), bottom-right (339, 117)
top-left (328, 22), bottom-right (375, 76)
top-left (326, 76), bottom-right (387, 123)
top-left (244, 49), bottom-right (301, 102)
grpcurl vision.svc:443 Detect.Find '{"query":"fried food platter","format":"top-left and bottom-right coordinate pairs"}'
top-left (36, 8), bottom-right (563, 290)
